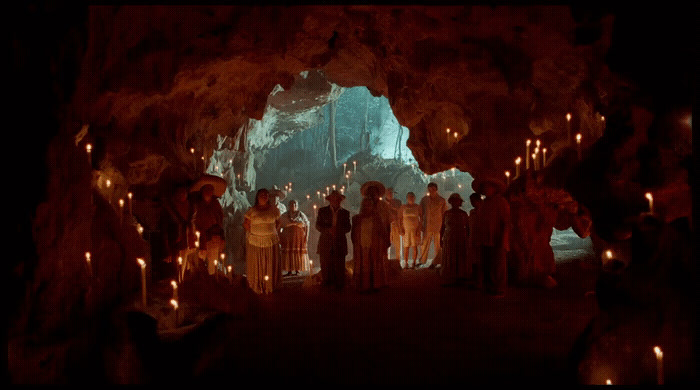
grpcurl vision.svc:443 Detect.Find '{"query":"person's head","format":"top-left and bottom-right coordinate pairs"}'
top-left (385, 188), bottom-right (395, 201)
top-left (427, 182), bottom-right (438, 195)
top-left (174, 186), bottom-right (188, 203)
top-left (406, 192), bottom-right (416, 204)
top-left (288, 199), bottom-right (298, 212)
top-left (448, 193), bottom-right (464, 208)
top-left (481, 181), bottom-right (498, 197)
top-left (255, 189), bottom-right (270, 207)
top-left (326, 190), bottom-right (345, 209)
top-left (469, 193), bottom-right (483, 208)
top-left (366, 185), bottom-right (381, 201)
top-left (201, 184), bottom-right (215, 202)
top-left (360, 198), bottom-right (376, 215)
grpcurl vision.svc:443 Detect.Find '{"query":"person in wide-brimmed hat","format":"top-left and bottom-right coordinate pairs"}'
top-left (471, 172), bottom-right (511, 297)
top-left (315, 190), bottom-right (351, 290)
top-left (419, 182), bottom-right (447, 268)
top-left (269, 185), bottom-right (287, 214)
top-left (439, 193), bottom-right (470, 286)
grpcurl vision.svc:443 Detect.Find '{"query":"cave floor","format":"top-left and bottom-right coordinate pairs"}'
top-left (191, 258), bottom-right (600, 385)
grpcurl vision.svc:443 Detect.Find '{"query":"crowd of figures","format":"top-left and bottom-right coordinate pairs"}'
top-left (157, 174), bottom-right (512, 296)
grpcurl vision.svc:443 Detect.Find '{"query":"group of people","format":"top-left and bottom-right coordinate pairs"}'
top-left (159, 173), bottom-right (512, 297)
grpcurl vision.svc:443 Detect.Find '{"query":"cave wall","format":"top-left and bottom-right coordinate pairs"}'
top-left (14, 4), bottom-right (693, 347)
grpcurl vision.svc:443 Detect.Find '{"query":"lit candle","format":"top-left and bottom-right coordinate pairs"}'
top-left (346, 174), bottom-right (350, 188)
top-left (190, 148), bottom-right (195, 154)
top-left (288, 182), bottom-right (293, 192)
top-left (264, 275), bottom-right (269, 281)
top-left (645, 192), bottom-right (653, 214)
top-left (332, 184), bottom-right (336, 191)
top-left (458, 184), bottom-right (462, 189)
top-left (85, 252), bottom-right (92, 277)
top-left (340, 188), bottom-right (344, 195)
top-left (601, 115), bottom-right (605, 122)
top-left (353, 161), bottom-right (357, 174)
top-left (309, 260), bottom-right (313, 275)
top-left (525, 140), bottom-right (531, 170)
top-left (532, 153), bottom-right (537, 171)
top-left (306, 194), bottom-right (311, 201)
top-left (227, 265), bottom-right (233, 280)
top-left (220, 253), bottom-right (226, 274)
top-left (542, 148), bottom-right (547, 167)
top-left (137, 258), bottom-right (147, 308)
top-left (137, 223), bottom-right (144, 236)
top-left (446, 127), bottom-right (451, 142)
top-left (534, 147), bottom-right (540, 170)
top-left (171, 280), bottom-right (178, 301)
top-left (194, 240), bottom-right (199, 249)
top-left (177, 256), bottom-right (183, 283)
top-left (118, 198), bottom-right (124, 225)
top-left (576, 133), bottom-right (582, 160)
top-left (326, 186), bottom-right (330, 194)
top-left (505, 171), bottom-right (510, 186)
top-left (170, 299), bottom-right (179, 327)
top-left (284, 185), bottom-right (289, 192)
top-left (195, 231), bottom-right (201, 241)
top-left (127, 192), bottom-right (133, 216)
top-left (343, 162), bottom-right (347, 173)
top-left (85, 143), bottom-right (92, 167)
top-left (535, 139), bottom-right (540, 149)
top-left (313, 204), bottom-right (317, 217)
top-left (317, 191), bottom-right (321, 199)
top-left (566, 113), bottom-right (572, 145)
top-left (237, 173), bottom-right (241, 187)
top-left (214, 259), bottom-right (219, 280)
top-left (515, 157), bottom-right (521, 178)
top-left (105, 179), bottom-right (112, 205)
top-left (453, 131), bottom-right (458, 139)
top-left (606, 379), bottom-right (611, 385)
top-left (605, 250), bottom-right (613, 261)
top-left (451, 167), bottom-right (456, 176)
top-left (654, 346), bottom-right (663, 385)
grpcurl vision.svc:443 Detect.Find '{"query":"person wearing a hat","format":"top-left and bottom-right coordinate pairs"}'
top-left (419, 182), bottom-right (447, 268)
top-left (315, 190), bottom-right (352, 290)
top-left (192, 183), bottom-right (224, 276)
top-left (439, 193), bottom-right (470, 286)
top-left (472, 174), bottom-right (511, 297)
top-left (384, 188), bottom-right (403, 261)
top-left (269, 185), bottom-right (287, 214)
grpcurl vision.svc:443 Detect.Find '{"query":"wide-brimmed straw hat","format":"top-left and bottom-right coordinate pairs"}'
top-left (325, 190), bottom-right (346, 202)
top-left (269, 185), bottom-right (286, 200)
top-left (471, 172), bottom-right (506, 194)
top-left (360, 180), bottom-right (386, 197)
top-left (190, 174), bottom-right (227, 197)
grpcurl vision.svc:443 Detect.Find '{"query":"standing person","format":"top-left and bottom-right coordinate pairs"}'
top-left (243, 189), bottom-right (282, 294)
top-left (279, 199), bottom-right (310, 277)
top-left (269, 185), bottom-right (287, 214)
top-left (352, 198), bottom-right (390, 292)
top-left (399, 192), bottom-right (422, 269)
top-left (384, 188), bottom-right (402, 261)
top-left (316, 190), bottom-right (352, 290)
top-left (192, 184), bottom-right (224, 276)
top-left (472, 174), bottom-right (511, 297)
top-left (439, 193), bottom-right (470, 286)
top-left (468, 193), bottom-right (484, 289)
top-left (162, 186), bottom-right (194, 281)
top-left (419, 182), bottom-right (447, 268)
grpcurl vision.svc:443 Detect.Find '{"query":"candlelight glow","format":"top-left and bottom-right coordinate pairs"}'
top-left (446, 128), bottom-right (450, 133)
top-left (194, 241), bottom-right (199, 248)
top-left (458, 184), bottom-right (462, 189)
top-left (137, 258), bottom-right (146, 268)
top-left (535, 139), bottom-right (541, 148)
top-left (171, 280), bottom-right (177, 289)
top-left (576, 133), bottom-right (582, 142)
top-left (606, 379), bottom-right (611, 385)
top-left (137, 224), bottom-right (144, 234)
top-left (190, 148), bottom-right (195, 154)
top-left (85, 252), bottom-right (91, 262)
top-left (654, 346), bottom-right (662, 358)
top-left (195, 231), bottom-right (201, 239)
top-left (542, 147), bottom-right (547, 154)
top-left (453, 131), bottom-right (458, 138)
top-left (170, 299), bottom-right (178, 310)
top-left (86, 143), bottom-right (92, 152)
top-left (220, 253), bottom-right (225, 260)
top-left (127, 192), bottom-right (133, 199)
top-left (526, 139), bottom-right (531, 146)
top-left (605, 250), bottom-right (613, 259)
top-left (227, 265), bottom-right (232, 273)
top-left (177, 256), bottom-right (183, 265)
top-left (645, 192), bottom-right (653, 201)
top-left (515, 157), bottom-right (521, 165)
top-left (505, 171), bottom-right (510, 178)
top-left (534, 147), bottom-right (539, 154)
top-left (214, 259), bottom-right (218, 266)
top-left (105, 179), bottom-right (111, 188)
top-left (566, 113), bottom-right (571, 121)
top-left (119, 198), bottom-right (124, 207)
top-left (601, 116), bottom-right (605, 122)
top-left (306, 194), bottom-right (311, 199)
top-left (264, 275), bottom-right (269, 281)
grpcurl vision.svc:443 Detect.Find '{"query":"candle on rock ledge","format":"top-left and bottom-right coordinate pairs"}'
top-left (525, 140), bottom-right (531, 170)
top-left (85, 252), bottom-right (92, 277)
top-left (515, 157), bottom-right (521, 178)
top-left (654, 346), bottom-right (664, 385)
top-left (137, 258), bottom-right (147, 308)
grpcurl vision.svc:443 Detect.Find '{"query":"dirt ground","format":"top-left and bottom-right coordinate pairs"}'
top-left (190, 254), bottom-right (600, 385)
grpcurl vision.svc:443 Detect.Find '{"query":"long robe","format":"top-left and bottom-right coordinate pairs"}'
top-left (351, 212), bottom-right (390, 291)
top-left (279, 210), bottom-right (310, 272)
top-left (316, 205), bottom-right (351, 288)
top-left (477, 193), bottom-right (511, 294)
top-left (440, 208), bottom-right (470, 282)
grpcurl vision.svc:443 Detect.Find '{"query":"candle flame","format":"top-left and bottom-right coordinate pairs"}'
top-left (576, 133), bottom-right (582, 142)
top-left (534, 147), bottom-right (539, 154)
top-left (306, 194), bottom-right (310, 199)
top-left (195, 231), bottom-right (201, 238)
top-left (542, 148), bottom-right (547, 153)
top-left (264, 275), bottom-right (269, 281)
top-left (605, 250), bottom-right (613, 259)
top-left (606, 379), bottom-right (612, 385)
top-left (313, 204), bottom-right (317, 209)
top-left (85, 252), bottom-right (91, 261)
top-left (536, 139), bottom-right (541, 147)
top-left (137, 258), bottom-right (146, 268)
top-left (526, 139), bottom-right (531, 146)
top-left (654, 346), bottom-right (662, 357)
top-left (645, 192), bottom-right (653, 201)
top-left (453, 132), bottom-right (458, 138)
top-left (171, 280), bottom-right (177, 289)
top-left (220, 253), bottom-right (225, 260)
top-left (86, 144), bottom-right (92, 152)
top-left (566, 113), bottom-right (572, 121)
top-left (458, 184), bottom-right (462, 188)
top-left (194, 241), bottom-right (199, 248)
top-left (446, 128), bottom-right (450, 133)
top-left (128, 192), bottom-right (133, 199)
top-left (531, 153), bottom-right (536, 160)
top-left (119, 199), bottom-right (124, 207)
top-left (601, 116), bottom-right (605, 121)
top-left (178, 256), bottom-right (183, 265)
top-left (190, 148), bottom-right (195, 154)
top-left (515, 157), bottom-right (521, 164)
top-left (105, 179), bottom-right (111, 188)
top-left (505, 171), bottom-right (510, 177)
top-left (137, 224), bottom-right (144, 234)
top-left (170, 299), bottom-right (178, 310)
top-left (227, 265), bottom-right (232, 272)
top-left (214, 260), bottom-right (218, 266)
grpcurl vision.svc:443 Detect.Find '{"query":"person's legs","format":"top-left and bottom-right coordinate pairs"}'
top-left (402, 246), bottom-right (410, 268)
top-left (320, 253), bottom-right (331, 286)
top-left (419, 233), bottom-right (433, 264)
